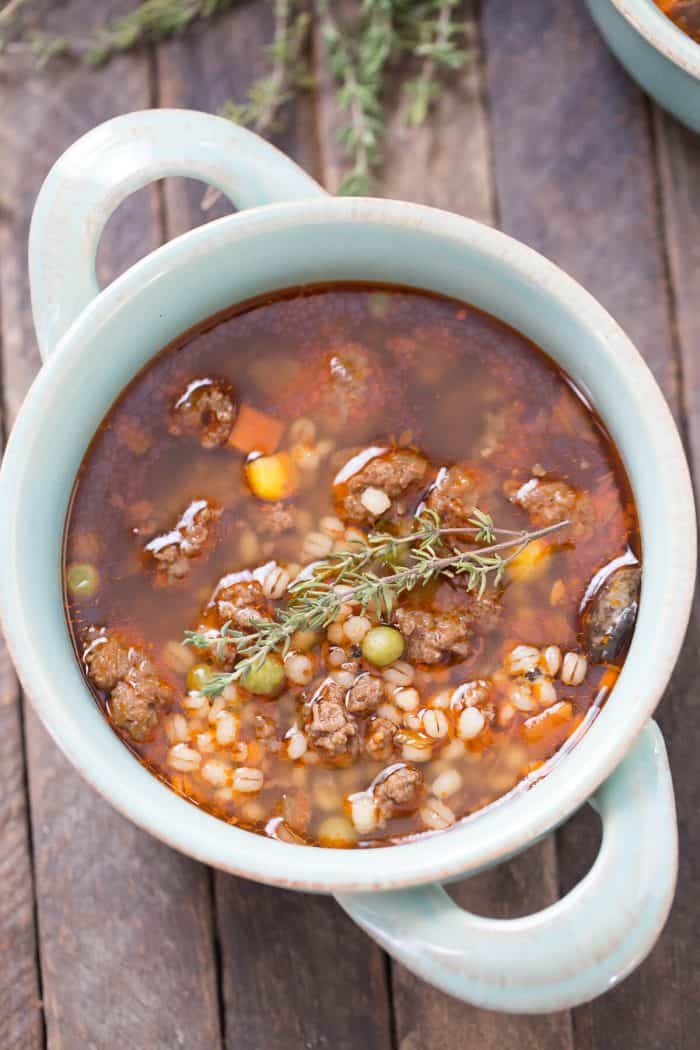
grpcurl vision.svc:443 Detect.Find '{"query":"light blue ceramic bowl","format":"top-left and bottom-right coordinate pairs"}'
top-left (0, 110), bottom-right (695, 1014)
top-left (586, 0), bottom-right (700, 131)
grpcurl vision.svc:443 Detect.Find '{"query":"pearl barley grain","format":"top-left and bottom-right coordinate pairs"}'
top-left (344, 615), bottom-right (372, 645)
top-left (431, 769), bottom-right (463, 799)
top-left (561, 652), bottom-right (587, 686)
top-left (422, 709), bottom-right (449, 739)
top-left (201, 759), bottom-right (229, 787)
top-left (429, 689), bottom-right (452, 710)
top-left (319, 515), bottom-right (345, 539)
top-left (383, 660), bottom-right (414, 688)
top-left (442, 738), bottom-right (465, 760)
top-left (458, 706), bottom-right (485, 740)
top-left (360, 487), bottom-right (391, 516)
top-left (394, 687), bottom-right (420, 712)
top-left (215, 711), bottom-right (239, 746)
top-left (167, 744), bottom-right (201, 773)
top-left (285, 652), bottom-right (314, 686)
top-left (326, 622), bottom-right (347, 646)
top-left (541, 645), bottom-right (562, 676)
top-left (163, 640), bottom-right (196, 674)
top-left (287, 732), bottom-right (308, 760)
top-left (421, 797), bottom-right (456, 830)
top-left (302, 531), bottom-right (333, 562)
top-left (350, 795), bottom-right (378, 834)
top-left (260, 563), bottom-right (289, 600)
top-left (505, 644), bottom-right (540, 676)
top-left (289, 417), bottom-right (316, 444)
top-left (233, 767), bottom-right (264, 793)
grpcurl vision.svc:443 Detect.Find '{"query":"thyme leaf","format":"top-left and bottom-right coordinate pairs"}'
top-left (1, 0), bottom-right (472, 193)
top-left (184, 511), bottom-right (569, 696)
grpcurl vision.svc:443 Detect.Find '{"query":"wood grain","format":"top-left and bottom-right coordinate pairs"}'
top-left (483, 1), bottom-right (689, 1046)
top-left (317, 3), bottom-right (575, 1047)
top-left (658, 133), bottom-right (700, 1034)
top-left (0, 638), bottom-right (42, 1049)
top-left (158, 0), bottom-right (318, 228)
top-left (655, 113), bottom-right (700, 465)
top-left (158, 7), bottom-right (393, 1049)
top-left (214, 881), bottom-right (392, 1050)
top-left (0, 4), bottom-right (222, 1048)
top-left (0, 0), bottom-right (697, 1045)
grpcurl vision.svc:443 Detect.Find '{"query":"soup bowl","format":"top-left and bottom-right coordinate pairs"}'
top-left (0, 109), bottom-right (695, 1014)
top-left (585, 0), bottom-right (700, 131)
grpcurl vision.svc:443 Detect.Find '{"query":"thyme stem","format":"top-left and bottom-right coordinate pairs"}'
top-left (1, 1), bottom-right (472, 192)
top-left (185, 513), bottom-right (569, 696)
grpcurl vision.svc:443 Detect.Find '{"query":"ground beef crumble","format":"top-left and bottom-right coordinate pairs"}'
top-left (110, 667), bottom-right (171, 743)
top-left (364, 716), bottom-right (398, 761)
top-left (374, 764), bottom-right (424, 815)
top-left (169, 377), bottom-right (237, 448)
top-left (504, 476), bottom-right (595, 537)
top-left (192, 623), bottom-right (237, 670)
top-left (212, 577), bottom-right (272, 629)
top-left (83, 631), bottom-right (134, 691)
top-left (426, 464), bottom-right (483, 526)
top-left (305, 679), bottom-right (358, 759)
top-left (83, 630), bottom-right (171, 742)
top-left (145, 499), bottom-right (220, 584)
top-left (393, 592), bottom-right (501, 665)
top-left (334, 447), bottom-right (430, 524)
top-left (346, 673), bottom-right (386, 714)
top-left (257, 501), bottom-right (298, 537)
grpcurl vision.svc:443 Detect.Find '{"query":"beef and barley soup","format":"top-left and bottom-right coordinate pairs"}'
top-left (64, 285), bottom-right (641, 848)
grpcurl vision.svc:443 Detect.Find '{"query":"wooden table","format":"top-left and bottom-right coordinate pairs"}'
top-left (1, 2), bottom-right (698, 1047)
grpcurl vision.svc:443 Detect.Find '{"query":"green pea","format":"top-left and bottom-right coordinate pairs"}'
top-left (66, 562), bottom-right (100, 599)
top-left (187, 663), bottom-right (214, 693)
top-left (242, 653), bottom-right (286, 696)
top-left (361, 626), bottom-right (405, 667)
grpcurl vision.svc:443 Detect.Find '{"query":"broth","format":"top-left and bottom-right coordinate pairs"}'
top-left (654, 0), bottom-right (700, 41)
top-left (63, 285), bottom-right (640, 848)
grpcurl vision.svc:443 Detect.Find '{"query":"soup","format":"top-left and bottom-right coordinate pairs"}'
top-left (63, 285), bottom-right (640, 848)
top-left (654, 0), bottom-right (700, 41)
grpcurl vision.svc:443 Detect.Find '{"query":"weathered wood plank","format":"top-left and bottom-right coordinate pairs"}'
top-left (316, 3), bottom-right (575, 1046)
top-left (483, 1), bottom-right (688, 1045)
top-left (215, 880), bottom-right (392, 1050)
top-left (0, 636), bottom-right (42, 1049)
top-left (158, 0), bottom-right (318, 229)
top-left (157, 7), bottom-right (393, 1049)
top-left (635, 113), bottom-right (700, 1050)
top-left (0, 4), bottom-right (222, 1048)
top-left (655, 113), bottom-right (700, 467)
top-left (484, 0), bottom-right (676, 402)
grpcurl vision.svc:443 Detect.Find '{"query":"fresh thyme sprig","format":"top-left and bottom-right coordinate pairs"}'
top-left (184, 511), bottom-right (569, 696)
top-left (316, 0), bottom-right (395, 195)
top-left (1, 1), bottom-right (472, 193)
top-left (402, 0), bottom-right (471, 126)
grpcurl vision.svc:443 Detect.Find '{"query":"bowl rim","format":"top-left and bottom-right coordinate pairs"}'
top-left (1, 195), bottom-right (696, 893)
top-left (610, 0), bottom-right (700, 78)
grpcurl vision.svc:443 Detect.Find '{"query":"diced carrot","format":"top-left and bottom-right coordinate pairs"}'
top-left (245, 741), bottom-right (263, 765)
top-left (228, 404), bottom-right (284, 456)
top-left (245, 451), bottom-right (298, 501)
top-left (599, 667), bottom-right (620, 693)
top-left (521, 701), bottom-right (574, 743)
top-left (523, 759), bottom-right (545, 775)
top-left (506, 538), bottom-right (551, 582)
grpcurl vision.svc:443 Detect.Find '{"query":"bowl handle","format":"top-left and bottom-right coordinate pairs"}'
top-left (336, 720), bottom-right (677, 1013)
top-left (28, 108), bottom-right (326, 359)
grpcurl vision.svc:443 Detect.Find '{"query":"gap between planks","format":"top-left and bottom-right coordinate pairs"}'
top-left (0, 3), bottom-right (223, 1048)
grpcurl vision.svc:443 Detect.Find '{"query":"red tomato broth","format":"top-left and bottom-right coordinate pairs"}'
top-left (63, 284), bottom-right (640, 848)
